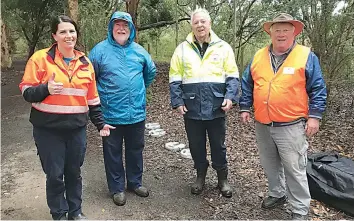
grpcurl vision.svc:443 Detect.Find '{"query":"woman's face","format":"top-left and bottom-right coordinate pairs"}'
top-left (52, 22), bottom-right (77, 50)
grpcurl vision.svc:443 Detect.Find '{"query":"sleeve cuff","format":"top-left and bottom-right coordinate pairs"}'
top-left (239, 106), bottom-right (251, 113)
top-left (309, 109), bottom-right (323, 119)
top-left (171, 100), bottom-right (184, 109)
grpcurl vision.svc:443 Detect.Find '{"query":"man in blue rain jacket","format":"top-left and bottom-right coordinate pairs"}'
top-left (89, 11), bottom-right (156, 206)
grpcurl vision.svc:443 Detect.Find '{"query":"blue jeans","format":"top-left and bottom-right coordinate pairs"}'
top-left (33, 126), bottom-right (86, 220)
top-left (184, 117), bottom-right (227, 171)
top-left (102, 120), bottom-right (145, 194)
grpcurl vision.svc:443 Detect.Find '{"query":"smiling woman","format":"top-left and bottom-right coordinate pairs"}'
top-left (18, 15), bottom-right (114, 220)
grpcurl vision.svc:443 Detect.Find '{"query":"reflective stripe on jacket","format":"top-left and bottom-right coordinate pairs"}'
top-left (169, 31), bottom-right (239, 120)
top-left (19, 44), bottom-right (104, 129)
top-left (250, 44), bottom-right (311, 124)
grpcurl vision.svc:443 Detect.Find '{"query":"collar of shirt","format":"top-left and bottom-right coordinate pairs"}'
top-left (269, 41), bottom-right (296, 73)
top-left (194, 37), bottom-right (209, 58)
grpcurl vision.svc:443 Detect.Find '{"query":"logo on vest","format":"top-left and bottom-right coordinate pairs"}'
top-left (283, 67), bottom-right (295, 75)
top-left (211, 53), bottom-right (221, 62)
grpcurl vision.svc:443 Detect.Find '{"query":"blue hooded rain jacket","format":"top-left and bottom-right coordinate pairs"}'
top-left (89, 12), bottom-right (157, 125)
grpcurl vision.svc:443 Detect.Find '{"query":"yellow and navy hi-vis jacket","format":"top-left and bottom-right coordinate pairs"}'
top-left (169, 31), bottom-right (239, 120)
top-left (19, 44), bottom-right (105, 130)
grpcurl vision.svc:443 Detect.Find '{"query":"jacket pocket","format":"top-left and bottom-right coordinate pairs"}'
top-left (182, 93), bottom-right (197, 113)
top-left (212, 91), bottom-right (224, 111)
top-left (76, 71), bottom-right (93, 85)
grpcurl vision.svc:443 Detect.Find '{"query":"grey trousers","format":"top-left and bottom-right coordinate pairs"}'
top-left (255, 121), bottom-right (310, 215)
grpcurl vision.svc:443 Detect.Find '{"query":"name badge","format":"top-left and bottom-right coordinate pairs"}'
top-left (283, 67), bottom-right (295, 75)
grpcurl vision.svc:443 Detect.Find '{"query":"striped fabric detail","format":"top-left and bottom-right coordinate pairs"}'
top-left (226, 71), bottom-right (239, 78)
top-left (169, 75), bottom-right (183, 83)
top-left (21, 85), bottom-right (88, 97)
top-left (61, 88), bottom-right (88, 96)
top-left (32, 103), bottom-right (89, 114)
top-left (87, 97), bottom-right (100, 105)
top-left (182, 75), bottom-right (226, 84)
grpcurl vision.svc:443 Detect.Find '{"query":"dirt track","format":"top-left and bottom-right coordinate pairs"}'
top-left (1, 60), bottom-right (353, 220)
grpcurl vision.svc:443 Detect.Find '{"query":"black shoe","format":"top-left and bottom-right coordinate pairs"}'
top-left (131, 186), bottom-right (149, 197)
top-left (113, 192), bottom-right (127, 206)
top-left (191, 166), bottom-right (208, 195)
top-left (291, 213), bottom-right (308, 220)
top-left (68, 213), bottom-right (87, 220)
top-left (261, 195), bottom-right (287, 209)
top-left (58, 214), bottom-right (67, 220)
top-left (216, 169), bottom-right (232, 198)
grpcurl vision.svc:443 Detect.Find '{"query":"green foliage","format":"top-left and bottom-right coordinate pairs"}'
top-left (140, 0), bottom-right (173, 25)
top-left (2, 0), bottom-right (64, 57)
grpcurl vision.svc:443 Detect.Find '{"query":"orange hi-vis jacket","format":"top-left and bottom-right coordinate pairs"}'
top-left (19, 44), bottom-right (104, 130)
top-left (251, 44), bottom-right (310, 124)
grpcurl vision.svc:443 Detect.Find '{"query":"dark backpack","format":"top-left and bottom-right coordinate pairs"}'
top-left (307, 152), bottom-right (354, 217)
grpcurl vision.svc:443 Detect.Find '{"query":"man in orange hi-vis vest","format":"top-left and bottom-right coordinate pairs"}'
top-left (239, 13), bottom-right (327, 220)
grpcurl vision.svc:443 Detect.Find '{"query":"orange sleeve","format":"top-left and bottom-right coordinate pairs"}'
top-left (86, 63), bottom-right (100, 106)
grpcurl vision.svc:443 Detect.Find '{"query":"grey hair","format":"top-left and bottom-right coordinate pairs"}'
top-left (190, 8), bottom-right (211, 24)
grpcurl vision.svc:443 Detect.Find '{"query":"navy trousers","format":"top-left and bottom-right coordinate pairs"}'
top-left (102, 120), bottom-right (145, 194)
top-left (184, 117), bottom-right (227, 171)
top-left (33, 126), bottom-right (86, 220)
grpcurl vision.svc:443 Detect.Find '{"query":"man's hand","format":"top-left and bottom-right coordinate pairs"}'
top-left (100, 124), bottom-right (116, 137)
top-left (305, 118), bottom-right (320, 137)
top-left (48, 73), bottom-right (63, 95)
top-left (177, 105), bottom-right (188, 115)
top-left (221, 99), bottom-right (233, 112)
top-left (240, 112), bottom-right (251, 124)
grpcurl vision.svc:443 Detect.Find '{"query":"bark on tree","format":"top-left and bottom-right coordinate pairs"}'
top-left (1, 18), bottom-right (12, 68)
top-left (67, 0), bottom-right (79, 23)
top-left (126, 0), bottom-right (140, 42)
top-left (67, 0), bottom-right (84, 51)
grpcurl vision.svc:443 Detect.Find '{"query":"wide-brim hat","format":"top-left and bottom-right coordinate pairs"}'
top-left (263, 13), bottom-right (304, 36)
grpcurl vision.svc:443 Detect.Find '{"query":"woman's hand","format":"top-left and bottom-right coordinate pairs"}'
top-left (48, 73), bottom-right (63, 94)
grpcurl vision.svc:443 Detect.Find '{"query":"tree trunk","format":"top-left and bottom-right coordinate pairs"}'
top-left (126, 0), bottom-right (140, 42)
top-left (67, 0), bottom-right (79, 23)
top-left (67, 0), bottom-right (84, 51)
top-left (27, 43), bottom-right (37, 61)
top-left (1, 17), bottom-right (12, 68)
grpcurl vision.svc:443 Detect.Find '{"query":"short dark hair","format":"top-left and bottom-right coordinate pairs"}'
top-left (51, 15), bottom-right (80, 37)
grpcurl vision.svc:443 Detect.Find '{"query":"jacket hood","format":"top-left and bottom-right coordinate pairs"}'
top-left (107, 11), bottom-right (136, 47)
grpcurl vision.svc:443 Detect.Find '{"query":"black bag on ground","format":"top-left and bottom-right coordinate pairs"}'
top-left (307, 152), bottom-right (354, 216)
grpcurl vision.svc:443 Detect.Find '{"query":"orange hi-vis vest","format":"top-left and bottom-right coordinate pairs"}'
top-left (19, 45), bottom-right (100, 114)
top-left (251, 44), bottom-right (310, 124)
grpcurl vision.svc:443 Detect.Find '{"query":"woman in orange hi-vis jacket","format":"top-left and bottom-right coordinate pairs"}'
top-left (19, 15), bottom-right (114, 220)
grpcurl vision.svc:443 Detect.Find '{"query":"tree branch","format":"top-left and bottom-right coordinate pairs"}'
top-left (138, 17), bottom-right (190, 31)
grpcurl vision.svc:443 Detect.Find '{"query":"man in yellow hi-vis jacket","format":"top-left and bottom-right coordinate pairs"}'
top-left (169, 8), bottom-right (239, 198)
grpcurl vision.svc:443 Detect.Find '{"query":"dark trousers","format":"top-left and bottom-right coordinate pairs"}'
top-left (102, 120), bottom-right (145, 194)
top-left (184, 117), bottom-right (227, 171)
top-left (33, 126), bottom-right (86, 220)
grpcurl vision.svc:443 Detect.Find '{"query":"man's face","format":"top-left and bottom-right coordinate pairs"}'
top-left (113, 19), bottom-right (130, 46)
top-left (270, 22), bottom-right (295, 54)
top-left (191, 12), bottom-right (211, 41)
